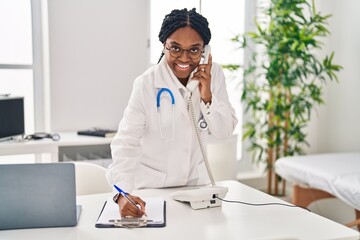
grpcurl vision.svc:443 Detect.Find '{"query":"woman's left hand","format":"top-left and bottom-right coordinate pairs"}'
top-left (192, 54), bottom-right (212, 104)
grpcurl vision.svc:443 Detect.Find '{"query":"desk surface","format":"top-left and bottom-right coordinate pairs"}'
top-left (0, 132), bottom-right (113, 162)
top-left (0, 132), bottom-right (112, 150)
top-left (0, 181), bottom-right (358, 240)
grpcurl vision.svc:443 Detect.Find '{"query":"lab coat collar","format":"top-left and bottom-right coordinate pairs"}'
top-left (153, 57), bottom-right (177, 89)
top-left (153, 57), bottom-right (198, 119)
top-left (154, 57), bottom-right (198, 95)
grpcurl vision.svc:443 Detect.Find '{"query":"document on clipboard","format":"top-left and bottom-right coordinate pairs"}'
top-left (95, 197), bottom-right (166, 228)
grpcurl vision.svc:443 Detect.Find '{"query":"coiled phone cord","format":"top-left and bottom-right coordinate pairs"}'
top-left (188, 94), bottom-right (216, 186)
top-left (188, 94), bottom-right (311, 212)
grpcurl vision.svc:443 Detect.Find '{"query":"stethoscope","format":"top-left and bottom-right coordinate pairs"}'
top-left (156, 88), bottom-right (208, 141)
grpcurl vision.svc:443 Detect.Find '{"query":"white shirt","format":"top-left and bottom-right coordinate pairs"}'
top-left (106, 57), bottom-right (238, 193)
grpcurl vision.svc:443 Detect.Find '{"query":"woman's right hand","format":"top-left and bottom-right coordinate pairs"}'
top-left (117, 194), bottom-right (146, 217)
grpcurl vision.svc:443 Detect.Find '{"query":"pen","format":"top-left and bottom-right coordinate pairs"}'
top-left (113, 184), bottom-right (146, 216)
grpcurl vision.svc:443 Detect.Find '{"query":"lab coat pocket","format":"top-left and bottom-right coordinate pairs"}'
top-left (136, 163), bottom-right (166, 189)
top-left (157, 94), bottom-right (174, 142)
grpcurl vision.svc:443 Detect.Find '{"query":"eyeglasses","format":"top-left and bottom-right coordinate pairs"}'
top-left (165, 45), bottom-right (204, 60)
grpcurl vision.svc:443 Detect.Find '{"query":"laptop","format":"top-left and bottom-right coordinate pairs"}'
top-left (0, 163), bottom-right (81, 230)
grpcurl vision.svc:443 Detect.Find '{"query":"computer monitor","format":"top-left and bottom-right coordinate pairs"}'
top-left (0, 96), bottom-right (25, 140)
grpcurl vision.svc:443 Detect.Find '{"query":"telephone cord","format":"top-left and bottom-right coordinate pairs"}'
top-left (188, 94), bottom-right (216, 186)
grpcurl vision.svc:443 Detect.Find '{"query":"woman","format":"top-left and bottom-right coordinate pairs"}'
top-left (106, 8), bottom-right (237, 217)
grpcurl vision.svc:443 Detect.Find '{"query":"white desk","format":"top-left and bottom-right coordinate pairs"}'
top-left (0, 181), bottom-right (358, 240)
top-left (0, 132), bottom-right (112, 162)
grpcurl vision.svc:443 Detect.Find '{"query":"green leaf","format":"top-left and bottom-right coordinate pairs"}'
top-left (232, 0), bottom-right (342, 172)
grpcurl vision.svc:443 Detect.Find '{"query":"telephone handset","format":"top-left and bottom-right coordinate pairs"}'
top-left (187, 45), bottom-right (211, 92)
top-left (201, 45), bottom-right (211, 65)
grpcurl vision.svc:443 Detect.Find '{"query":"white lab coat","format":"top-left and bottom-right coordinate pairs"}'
top-left (106, 57), bottom-right (238, 193)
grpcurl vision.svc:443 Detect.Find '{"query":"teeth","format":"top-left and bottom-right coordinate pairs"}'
top-left (177, 64), bottom-right (190, 69)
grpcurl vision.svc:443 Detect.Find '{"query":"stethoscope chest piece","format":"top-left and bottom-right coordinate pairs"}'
top-left (198, 118), bottom-right (208, 130)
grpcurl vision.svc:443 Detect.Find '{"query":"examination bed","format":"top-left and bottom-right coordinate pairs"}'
top-left (275, 153), bottom-right (360, 229)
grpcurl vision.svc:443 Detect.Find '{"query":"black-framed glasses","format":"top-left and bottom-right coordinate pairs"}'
top-left (165, 45), bottom-right (204, 60)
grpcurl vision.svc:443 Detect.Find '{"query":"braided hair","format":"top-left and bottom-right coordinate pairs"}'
top-left (157, 8), bottom-right (211, 63)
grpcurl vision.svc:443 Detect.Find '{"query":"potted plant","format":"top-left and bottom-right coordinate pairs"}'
top-left (226, 0), bottom-right (342, 195)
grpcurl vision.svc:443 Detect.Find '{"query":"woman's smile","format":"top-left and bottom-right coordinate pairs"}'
top-left (176, 63), bottom-right (191, 70)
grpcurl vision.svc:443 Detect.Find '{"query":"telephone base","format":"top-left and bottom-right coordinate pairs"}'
top-left (170, 186), bottom-right (228, 210)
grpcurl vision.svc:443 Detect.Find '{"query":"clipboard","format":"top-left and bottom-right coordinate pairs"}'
top-left (95, 197), bottom-right (166, 228)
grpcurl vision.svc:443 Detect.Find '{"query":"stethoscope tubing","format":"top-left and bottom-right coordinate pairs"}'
top-left (156, 87), bottom-right (208, 142)
top-left (157, 88), bottom-right (175, 142)
top-left (156, 88), bottom-right (175, 107)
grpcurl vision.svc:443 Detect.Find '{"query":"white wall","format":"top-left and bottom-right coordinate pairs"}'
top-left (307, 0), bottom-right (360, 154)
top-left (45, 0), bottom-right (360, 154)
top-left (47, 0), bottom-right (149, 132)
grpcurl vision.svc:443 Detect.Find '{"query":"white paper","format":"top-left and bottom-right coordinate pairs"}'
top-left (96, 197), bottom-right (165, 226)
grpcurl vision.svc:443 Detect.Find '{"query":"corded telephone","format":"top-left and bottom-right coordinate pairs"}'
top-left (186, 45), bottom-right (211, 92)
top-left (171, 45), bottom-right (229, 210)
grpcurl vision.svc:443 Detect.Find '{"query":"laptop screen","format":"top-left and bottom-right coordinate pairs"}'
top-left (0, 163), bottom-right (80, 230)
